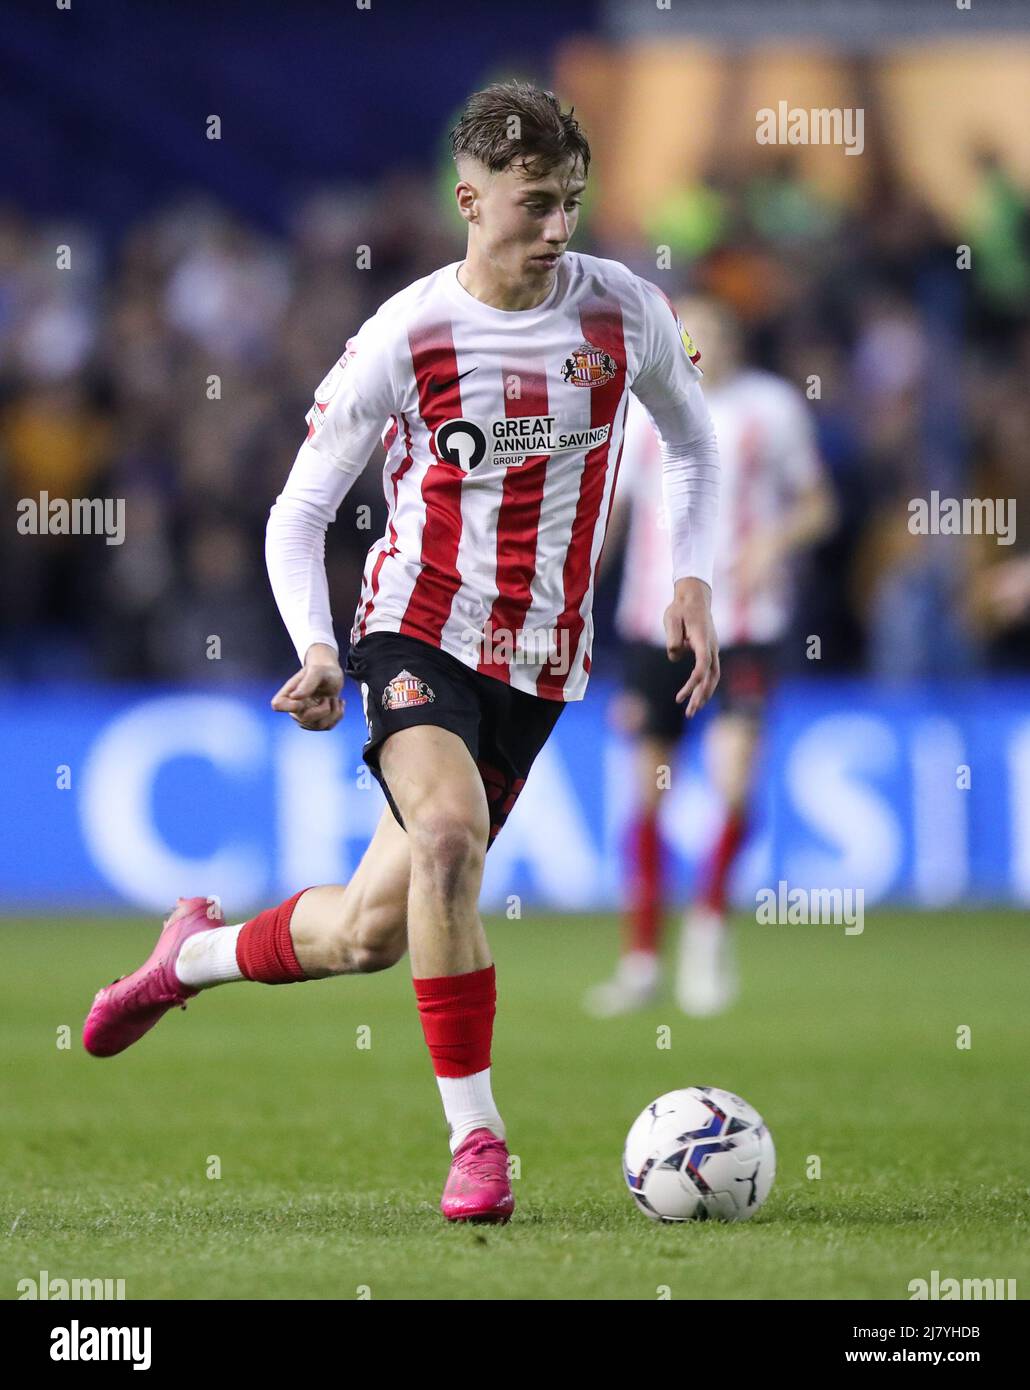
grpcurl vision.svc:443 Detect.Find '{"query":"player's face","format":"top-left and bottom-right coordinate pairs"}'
top-left (477, 157), bottom-right (586, 284)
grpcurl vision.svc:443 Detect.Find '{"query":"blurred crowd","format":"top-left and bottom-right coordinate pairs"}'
top-left (1, 132), bottom-right (1029, 684)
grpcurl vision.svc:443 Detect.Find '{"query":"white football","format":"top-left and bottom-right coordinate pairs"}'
top-left (623, 1086), bottom-right (775, 1222)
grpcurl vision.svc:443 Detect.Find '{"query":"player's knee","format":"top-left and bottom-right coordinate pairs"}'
top-left (409, 811), bottom-right (486, 901)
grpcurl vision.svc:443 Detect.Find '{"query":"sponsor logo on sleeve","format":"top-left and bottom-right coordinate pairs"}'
top-left (677, 317), bottom-right (702, 365)
top-left (305, 351), bottom-right (353, 435)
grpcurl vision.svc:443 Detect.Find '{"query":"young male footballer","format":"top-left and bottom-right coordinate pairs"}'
top-left (83, 81), bottom-right (721, 1224)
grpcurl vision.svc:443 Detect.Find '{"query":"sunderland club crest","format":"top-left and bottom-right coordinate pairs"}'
top-left (561, 341), bottom-right (617, 388)
top-left (382, 669), bottom-right (435, 711)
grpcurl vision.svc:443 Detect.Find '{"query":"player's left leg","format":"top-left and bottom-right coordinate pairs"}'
top-left (340, 631), bottom-right (564, 1223)
top-left (383, 671), bottom-right (563, 1223)
top-left (374, 721), bottom-right (515, 1223)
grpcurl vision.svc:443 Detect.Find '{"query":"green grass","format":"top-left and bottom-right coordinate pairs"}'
top-left (1, 910), bottom-right (1027, 1300)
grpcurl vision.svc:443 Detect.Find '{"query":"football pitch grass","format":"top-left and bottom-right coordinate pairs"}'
top-left (1, 909), bottom-right (1026, 1301)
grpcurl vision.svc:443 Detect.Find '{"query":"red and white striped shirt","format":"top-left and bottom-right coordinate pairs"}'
top-left (616, 370), bottom-right (822, 648)
top-left (266, 252), bottom-right (719, 701)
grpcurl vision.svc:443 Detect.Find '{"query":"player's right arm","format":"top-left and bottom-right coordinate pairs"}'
top-left (266, 311), bottom-right (397, 731)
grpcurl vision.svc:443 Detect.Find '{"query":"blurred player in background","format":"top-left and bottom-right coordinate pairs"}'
top-left (586, 296), bottom-right (835, 1018)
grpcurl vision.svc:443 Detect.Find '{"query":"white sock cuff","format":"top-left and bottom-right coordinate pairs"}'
top-left (174, 923), bottom-right (245, 989)
top-left (436, 1067), bottom-right (505, 1153)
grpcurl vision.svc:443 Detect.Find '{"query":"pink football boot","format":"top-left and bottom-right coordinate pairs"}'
top-left (83, 896), bottom-right (224, 1057)
top-left (440, 1128), bottom-right (515, 1224)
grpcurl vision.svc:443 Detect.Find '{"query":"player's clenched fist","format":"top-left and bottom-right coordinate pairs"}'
top-left (271, 642), bottom-right (345, 731)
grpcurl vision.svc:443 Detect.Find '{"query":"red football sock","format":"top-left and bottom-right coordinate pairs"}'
top-left (626, 808), bottom-right (663, 955)
top-left (413, 965), bottom-right (496, 1078)
top-left (698, 811), bottom-right (746, 915)
top-left (235, 887), bottom-right (311, 984)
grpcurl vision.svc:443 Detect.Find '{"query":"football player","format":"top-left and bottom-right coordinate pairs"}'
top-left (84, 82), bottom-right (722, 1224)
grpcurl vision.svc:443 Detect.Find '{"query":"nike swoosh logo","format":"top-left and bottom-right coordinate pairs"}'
top-left (428, 367), bottom-right (478, 394)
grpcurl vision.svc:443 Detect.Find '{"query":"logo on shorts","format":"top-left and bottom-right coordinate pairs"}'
top-left (561, 341), bottom-right (617, 388)
top-left (382, 669), bottom-right (435, 711)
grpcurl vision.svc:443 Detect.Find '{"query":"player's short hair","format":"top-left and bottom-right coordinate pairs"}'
top-left (451, 80), bottom-right (591, 182)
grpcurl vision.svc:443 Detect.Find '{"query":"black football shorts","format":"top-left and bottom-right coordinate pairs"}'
top-left (622, 639), bottom-right (779, 742)
top-left (345, 631), bottom-right (565, 849)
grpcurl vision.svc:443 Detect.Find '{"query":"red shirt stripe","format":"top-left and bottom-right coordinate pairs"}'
top-left (399, 322), bottom-right (466, 645)
top-left (536, 299), bottom-right (627, 698)
top-left (477, 362), bottom-right (551, 683)
top-left (358, 412), bottom-right (415, 638)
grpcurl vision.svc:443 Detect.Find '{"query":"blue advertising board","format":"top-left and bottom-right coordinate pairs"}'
top-left (1, 679), bottom-right (1027, 913)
